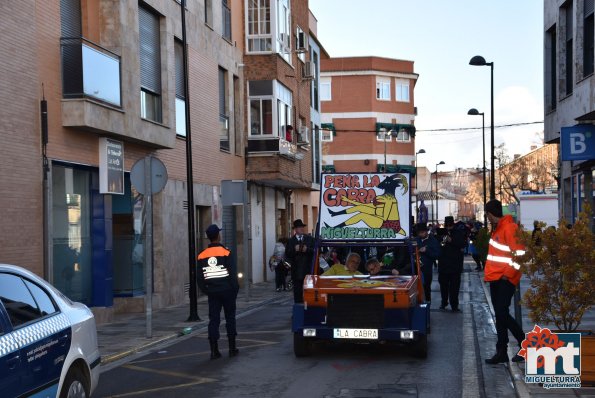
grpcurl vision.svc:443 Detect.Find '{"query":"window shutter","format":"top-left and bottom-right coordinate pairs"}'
top-left (174, 40), bottom-right (185, 99)
top-left (60, 0), bottom-right (82, 37)
top-left (586, 0), bottom-right (594, 16)
top-left (139, 6), bottom-right (161, 94)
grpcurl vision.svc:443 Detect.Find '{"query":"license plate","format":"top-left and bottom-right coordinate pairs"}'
top-left (333, 328), bottom-right (378, 340)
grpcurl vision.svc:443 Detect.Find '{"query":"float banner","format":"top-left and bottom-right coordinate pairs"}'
top-left (318, 173), bottom-right (411, 241)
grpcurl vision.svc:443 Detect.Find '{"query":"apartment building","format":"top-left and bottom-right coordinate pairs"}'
top-left (1, 0), bottom-right (245, 321)
top-left (319, 56), bottom-right (418, 176)
top-left (238, 0), bottom-right (320, 281)
top-left (544, 0), bottom-right (595, 223)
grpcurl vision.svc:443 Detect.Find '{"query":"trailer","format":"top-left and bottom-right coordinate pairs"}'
top-left (292, 172), bottom-right (430, 358)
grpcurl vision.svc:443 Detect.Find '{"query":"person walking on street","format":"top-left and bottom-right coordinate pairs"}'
top-left (269, 237), bottom-right (289, 292)
top-left (285, 219), bottom-right (315, 303)
top-left (484, 200), bottom-right (526, 364)
top-left (416, 223), bottom-right (440, 305)
top-left (438, 216), bottom-right (467, 312)
top-left (197, 224), bottom-right (240, 360)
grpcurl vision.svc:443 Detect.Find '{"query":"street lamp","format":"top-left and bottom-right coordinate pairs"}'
top-left (469, 55), bottom-right (495, 200)
top-left (415, 149), bottom-right (426, 221)
top-left (382, 129), bottom-right (394, 172)
top-left (434, 161), bottom-right (445, 225)
top-left (467, 108), bottom-right (487, 227)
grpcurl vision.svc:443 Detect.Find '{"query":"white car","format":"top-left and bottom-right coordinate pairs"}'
top-left (0, 264), bottom-right (100, 398)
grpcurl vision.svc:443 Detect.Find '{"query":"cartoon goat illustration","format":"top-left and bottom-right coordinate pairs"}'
top-left (327, 174), bottom-right (408, 235)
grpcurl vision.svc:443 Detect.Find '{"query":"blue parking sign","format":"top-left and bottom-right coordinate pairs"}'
top-left (561, 125), bottom-right (595, 161)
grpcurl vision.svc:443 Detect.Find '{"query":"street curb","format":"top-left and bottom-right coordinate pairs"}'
top-left (99, 294), bottom-right (283, 365)
top-left (478, 277), bottom-right (531, 398)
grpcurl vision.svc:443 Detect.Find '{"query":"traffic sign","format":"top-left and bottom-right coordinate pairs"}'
top-left (131, 156), bottom-right (168, 195)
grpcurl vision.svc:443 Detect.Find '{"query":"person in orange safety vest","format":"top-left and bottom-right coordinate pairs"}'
top-left (484, 199), bottom-right (526, 364)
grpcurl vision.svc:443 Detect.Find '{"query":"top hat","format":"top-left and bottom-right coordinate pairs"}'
top-left (292, 219), bottom-right (307, 228)
top-left (444, 216), bottom-right (455, 226)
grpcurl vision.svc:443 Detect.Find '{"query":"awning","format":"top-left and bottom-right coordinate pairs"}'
top-left (377, 164), bottom-right (416, 175)
top-left (321, 123), bottom-right (336, 136)
top-left (322, 165), bottom-right (336, 172)
top-left (375, 122), bottom-right (416, 137)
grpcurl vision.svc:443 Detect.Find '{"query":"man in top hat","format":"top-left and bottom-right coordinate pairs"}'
top-left (285, 219), bottom-right (315, 303)
top-left (437, 216), bottom-right (467, 312)
top-left (415, 223), bottom-right (441, 304)
top-left (197, 224), bottom-right (240, 359)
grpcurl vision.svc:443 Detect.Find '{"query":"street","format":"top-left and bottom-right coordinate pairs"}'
top-left (94, 264), bottom-right (516, 398)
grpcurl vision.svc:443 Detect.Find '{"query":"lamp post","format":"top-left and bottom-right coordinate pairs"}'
top-left (435, 161), bottom-right (445, 225)
top-left (415, 149), bottom-right (426, 221)
top-left (467, 108), bottom-right (487, 227)
top-left (382, 129), bottom-right (394, 172)
top-left (469, 55), bottom-right (495, 200)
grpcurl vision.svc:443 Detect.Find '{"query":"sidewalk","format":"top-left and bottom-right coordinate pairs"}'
top-left (469, 257), bottom-right (595, 397)
top-left (97, 280), bottom-right (283, 365)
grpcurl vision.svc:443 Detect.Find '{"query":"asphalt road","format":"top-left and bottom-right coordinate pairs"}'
top-left (95, 292), bottom-right (470, 397)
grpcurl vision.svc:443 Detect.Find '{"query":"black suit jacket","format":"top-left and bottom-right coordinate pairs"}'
top-left (285, 234), bottom-right (315, 281)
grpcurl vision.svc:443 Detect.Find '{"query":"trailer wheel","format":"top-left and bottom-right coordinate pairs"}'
top-left (412, 334), bottom-right (428, 358)
top-left (293, 332), bottom-right (311, 357)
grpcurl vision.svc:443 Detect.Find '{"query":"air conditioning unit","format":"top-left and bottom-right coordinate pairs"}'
top-left (296, 30), bottom-right (307, 52)
top-left (302, 61), bottom-right (315, 79)
top-left (297, 126), bottom-right (310, 145)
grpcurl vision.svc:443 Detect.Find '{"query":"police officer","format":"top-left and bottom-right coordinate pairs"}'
top-left (197, 224), bottom-right (240, 359)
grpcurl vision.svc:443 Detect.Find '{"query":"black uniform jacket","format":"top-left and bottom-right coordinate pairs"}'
top-left (197, 243), bottom-right (239, 294)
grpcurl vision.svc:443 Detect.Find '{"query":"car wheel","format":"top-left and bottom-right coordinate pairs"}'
top-left (411, 334), bottom-right (428, 359)
top-left (60, 366), bottom-right (89, 398)
top-left (293, 332), bottom-right (311, 357)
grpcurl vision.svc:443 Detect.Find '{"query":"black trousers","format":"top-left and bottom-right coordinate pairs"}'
top-left (207, 289), bottom-right (238, 341)
top-left (438, 272), bottom-right (461, 309)
top-left (490, 279), bottom-right (525, 349)
top-left (275, 266), bottom-right (287, 289)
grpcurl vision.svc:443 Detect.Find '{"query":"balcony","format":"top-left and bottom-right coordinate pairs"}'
top-left (61, 37), bottom-right (121, 107)
top-left (246, 137), bottom-right (311, 188)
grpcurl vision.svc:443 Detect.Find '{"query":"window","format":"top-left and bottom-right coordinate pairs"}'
top-left (296, 26), bottom-right (306, 62)
top-left (321, 128), bottom-right (333, 142)
top-left (396, 82), bottom-right (410, 102)
top-left (376, 78), bottom-right (390, 100)
top-left (139, 5), bottom-right (162, 123)
top-left (376, 129), bottom-right (392, 141)
top-left (564, 1), bottom-right (573, 96)
top-left (23, 280), bottom-right (58, 317)
top-left (246, 0), bottom-right (272, 52)
top-left (219, 67), bottom-right (230, 151)
top-left (222, 0), bottom-right (232, 41)
top-left (395, 129), bottom-right (411, 142)
top-left (276, 0), bottom-right (291, 63)
top-left (249, 80), bottom-right (274, 136)
top-left (175, 39), bottom-right (186, 136)
top-left (311, 49), bottom-right (319, 109)
top-left (233, 75), bottom-right (241, 155)
top-left (584, 0), bottom-right (595, 77)
top-left (248, 80), bottom-right (293, 140)
top-left (276, 81), bottom-right (293, 141)
top-left (0, 273), bottom-right (45, 328)
top-left (320, 78), bottom-right (331, 101)
top-left (313, 124), bottom-right (321, 184)
top-left (545, 24), bottom-right (557, 112)
top-left (205, 0), bottom-right (213, 26)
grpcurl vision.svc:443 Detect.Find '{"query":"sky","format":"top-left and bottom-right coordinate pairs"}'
top-left (309, 0), bottom-right (545, 171)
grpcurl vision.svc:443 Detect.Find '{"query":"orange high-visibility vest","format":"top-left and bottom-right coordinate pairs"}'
top-left (484, 215), bottom-right (525, 286)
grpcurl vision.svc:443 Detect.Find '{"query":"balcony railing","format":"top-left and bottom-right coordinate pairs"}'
top-left (61, 37), bottom-right (121, 107)
top-left (247, 136), bottom-right (298, 158)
